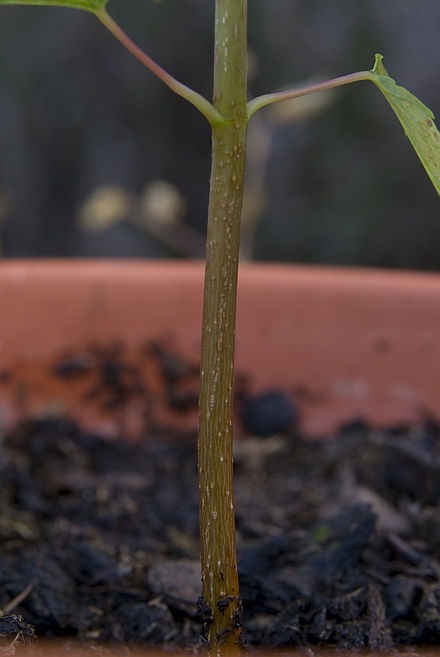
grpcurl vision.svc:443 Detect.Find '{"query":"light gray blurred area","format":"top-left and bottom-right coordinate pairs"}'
top-left (0, 0), bottom-right (439, 267)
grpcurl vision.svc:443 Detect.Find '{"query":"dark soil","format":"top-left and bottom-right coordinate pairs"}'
top-left (1, 344), bottom-right (440, 654)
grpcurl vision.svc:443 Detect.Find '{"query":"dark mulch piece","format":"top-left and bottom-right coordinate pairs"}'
top-left (1, 346), bottom-right (440, 654)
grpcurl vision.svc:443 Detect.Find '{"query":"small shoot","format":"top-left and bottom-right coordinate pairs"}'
top-left (0, 2), bottom-right (439, 655)
top-left (248, 54), bottom-right (440, 195)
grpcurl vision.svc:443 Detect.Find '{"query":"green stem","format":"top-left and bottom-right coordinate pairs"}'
top-left (247, 70), bottom-right (372, 119)
top-left (198, 0), bottom-right (248, 654)
top-left (96, 9), bottom-right (226, 127)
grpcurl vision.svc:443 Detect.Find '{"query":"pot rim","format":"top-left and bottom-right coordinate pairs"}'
top-left (1, 258), bottom-right (440, 436)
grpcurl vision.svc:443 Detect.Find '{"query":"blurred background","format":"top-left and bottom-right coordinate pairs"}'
top-left (0, 0), bottom-right (439, 268)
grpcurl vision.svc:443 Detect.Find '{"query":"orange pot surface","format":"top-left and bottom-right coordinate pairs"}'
top-left (0, 259), bottom-right (440, 437)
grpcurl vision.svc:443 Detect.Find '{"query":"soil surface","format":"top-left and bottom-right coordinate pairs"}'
top-left (1, 346), bottom-right (440, 654)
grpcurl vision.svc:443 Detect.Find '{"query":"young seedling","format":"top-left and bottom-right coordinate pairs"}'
top-left (1, 1), bottom-right (439, 654)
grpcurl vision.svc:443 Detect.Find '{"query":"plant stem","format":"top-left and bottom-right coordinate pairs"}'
top-left (96, 9), bottom-right (226, 127)
top-left (247, 70), bottom-right (372, 119)
top-left (198, 0), bottom-right (247, 654)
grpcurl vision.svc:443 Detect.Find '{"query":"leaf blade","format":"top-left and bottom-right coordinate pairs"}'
top-left (369, 53), bottom-right (440, 195)
top-left (0, 0), bottom-right (107, 13)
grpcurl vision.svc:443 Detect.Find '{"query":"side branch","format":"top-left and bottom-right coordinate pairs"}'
top-left (96, 9), bottom-right (226, 127)
top-left (247, 70), bottom-right (372, 120)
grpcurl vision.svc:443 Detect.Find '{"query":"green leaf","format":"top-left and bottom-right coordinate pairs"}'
top-left (369, 53), bottom-right (440, 195)
top-left (0, 0), bottom-right (107, 13)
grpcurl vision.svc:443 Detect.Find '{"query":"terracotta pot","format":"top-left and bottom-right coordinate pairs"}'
top-left (1, 259), bottom-right (440, 438)
top-left (2, 258), bottom-right (440, 657)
